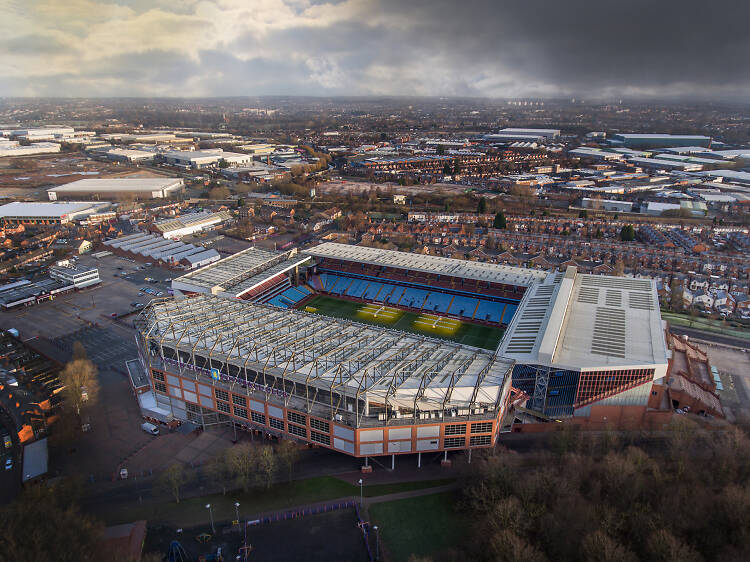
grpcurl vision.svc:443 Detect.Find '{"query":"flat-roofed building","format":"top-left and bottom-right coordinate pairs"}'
top-left (611, 134), bottom-right (712, 149)
top-left (47, 177), bottom-right (184, 201)
top-left (0, 201), bottom-right (111, 225)
top-left (0, 141), bottom-right (61, 157)
top-left (49, 262), bottom-right (101, 288)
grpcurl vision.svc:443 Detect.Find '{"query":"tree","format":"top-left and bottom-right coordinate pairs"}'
top-left (60, 358), bottom-right (99, 416)
top-left (227, 442), bottom-right (256, 492)
top-left (277, 440), bottom-right (300, 484)
top-left (158, 463), bottom-right (189, 504)
top-left (208, 186), bottom-right (230, 200)
top-left (204, 453), bottom-right (232, 495)
top-left (613, 259), bottom-right (625, 277)
top-left (0, 481), bottom-right (104, 561)
top-left (620, 224), bottom-right (635, 242)
top-left (256, 445), bottom-right (277, 489)
top-left (477, 197), bottom-right (487, 214)
top-left (493, 211), bottom-right (507, 229)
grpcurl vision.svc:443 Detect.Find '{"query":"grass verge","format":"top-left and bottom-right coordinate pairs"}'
top-left (369, 491), bottom-right (470, 562)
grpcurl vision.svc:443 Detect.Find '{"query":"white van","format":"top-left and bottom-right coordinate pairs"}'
top-left (141, 422), bottom-right (159, 435)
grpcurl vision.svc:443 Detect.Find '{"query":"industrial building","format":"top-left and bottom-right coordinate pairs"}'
top-left (102, 233), bottom-right (220, 269)
top-left (99, 148), bottom-right (156, 163)
top-left (0, 141), bottom-right (61, 157)
top-left (133, 243), bottom-right (674, 460)
top-left (152, 211), bottom-right (232, 239)
top-left (161, 149), bottom-right (252, 169)
top-left (0, 201), bottom-right (112, 225)
top-left (7, 127), bottom-right (74, 141)
top-left (47, 177), bottom-right (184, 201)
top-left (610, 134), bottom-right (712, 149)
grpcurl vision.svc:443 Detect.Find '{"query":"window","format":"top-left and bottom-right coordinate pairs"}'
top-left (288, 424), bottom-right (307, 438)
top-left (443, 437), bottom-right (465, 448)
top-left (251, 412), bottom-right (266, 425)
top-left (310, 418), bottom-right (330, 433)
top-left (187, 402), bottom-right (201, 414)
top-left (269, 417), bottom-right (284, 431)
top-left (216, 401), bottom-right (230, 414)
top-left (152, 371), bottom-right (165, 382)
top-left (234, 406), bottom-right (248, 419)
top-left (471, 422), bottom-right (492, 434)
top-left (311, 431), bottom-right (331, 446)
top-left (154, 382), bottom-right (167, 394)
top-left (232, 394), bottom-right (247, 407)
top-left (470, 435), bottom-right (492, 446)
top-left (215, 389), bottom-right (229, 402)
top-left (444, 424), bottom-right (466, 436)
top-left (287, 411), bottom-right (306, 426)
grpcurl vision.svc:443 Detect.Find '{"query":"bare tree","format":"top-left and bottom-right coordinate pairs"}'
top-left (256, 445), bottom-right (277, 489)
top-left (227, 442), bottom-right (256, 492)
top-left (60, 358), bottom-right (99, 416)
top-left (204, 452), bottom-right (232, 495)
top-left (277, 439), bottom-right (300, 484)
top-left (157, 463), bottom-right (189, 504)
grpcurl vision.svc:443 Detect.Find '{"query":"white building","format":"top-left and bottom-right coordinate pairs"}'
top-left (153, 211), bottom-right (232, 239)
top-left (0, 142), bottom-right (61, 157)
top-left (162, 149), bottom-right (252, 169)
top-left (48, 177), bottom-right (184, 201)
top-left (49, 262), bottom-right (101, 288)
top-left (0, 201), bottom-right (111, 224)
top-left (9, 127), bottom-right (74, 141)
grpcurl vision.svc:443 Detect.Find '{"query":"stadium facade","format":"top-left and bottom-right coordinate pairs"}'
top-left (134, 243), bottom-right (669, 460)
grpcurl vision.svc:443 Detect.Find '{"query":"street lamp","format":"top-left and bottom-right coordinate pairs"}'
top-left (358, 478), bottom-right (363, 507)
top-left (206, 503), bottom-right (215, 534)
top-left (373, 525), bottom-right (380, 561)
top-left (234, 501), bottom-right (240, 526)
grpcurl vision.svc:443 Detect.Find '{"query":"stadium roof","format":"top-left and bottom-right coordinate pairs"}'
top-left (172, 247), bottom-right (311, 297)
top-left (137, 295), bottom-right (514, 415)
top-left (498, 267), bottom-right (668, 371)
top-left (47, 177), bottom-right (183, 193)
top-left (305, 242), bottom-right (547, 287)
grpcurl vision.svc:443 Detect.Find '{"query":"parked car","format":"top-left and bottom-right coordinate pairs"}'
top-left (5, 457), bottom-right (12, 471)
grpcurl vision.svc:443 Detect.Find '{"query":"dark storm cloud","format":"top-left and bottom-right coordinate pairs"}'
top-left (369, 0), bottom-right (750, 97)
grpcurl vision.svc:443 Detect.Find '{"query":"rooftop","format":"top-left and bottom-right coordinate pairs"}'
top-left (306, 242), bottom-right (547, 287)
top-left (48, 177), bottom-right (183, 193)
top-left (498, 267), bottom-right (668, 371)
top-left (0, 201), bottom-right (106, 218)
top-left (172, 247), bottom-right (310, 296)
top-left (137, 295), bottom-right (514, 414)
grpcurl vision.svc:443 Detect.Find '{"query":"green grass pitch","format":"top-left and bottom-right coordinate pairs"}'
top-left (301, 295), bottom-right (505, 350)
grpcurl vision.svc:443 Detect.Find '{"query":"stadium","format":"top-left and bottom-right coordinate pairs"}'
top-left (134, 243), bottom-right (668, 463)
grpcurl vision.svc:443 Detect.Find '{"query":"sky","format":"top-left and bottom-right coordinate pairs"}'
top-left (2, 0), bottom-right (750, 100)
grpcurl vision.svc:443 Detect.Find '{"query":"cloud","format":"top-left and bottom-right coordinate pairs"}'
top-left (1, 0), bottom-right (750, 99)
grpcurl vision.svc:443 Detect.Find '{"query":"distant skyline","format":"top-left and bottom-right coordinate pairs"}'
top-left (2, 0), bottom-right (750, 100)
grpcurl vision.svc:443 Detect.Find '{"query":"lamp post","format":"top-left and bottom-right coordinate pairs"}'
top-left (373, 525), bottom-right (380, 560)
top-left (234, 501), bottom-right (240, 526)
top-left (206, 503), bottom-right (215, 534)
top-left (358, 478), bottom-right (363, 508)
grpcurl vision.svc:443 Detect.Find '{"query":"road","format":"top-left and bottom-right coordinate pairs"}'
top-left (669, 325), bottom-right (750, 349)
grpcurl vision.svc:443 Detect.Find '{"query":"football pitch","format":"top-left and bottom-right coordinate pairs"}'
top-left (302, 295), bottom-right (505, 350)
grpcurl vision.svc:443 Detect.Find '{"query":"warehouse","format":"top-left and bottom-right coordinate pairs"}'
top-left (47, 177), bottom-right (184, 201)
top-left (161, 149), bottom-right (252, 169)
top-left (0, 201), bottom-right (111, 225)
top-left (611, 134), bottom-right (712, 149)
top-left (103, 233), bottom-right (219, 269)
top-left (152, 210), bottom-right (233, 239)
top-left (0, 141), bottom-right (61, 157)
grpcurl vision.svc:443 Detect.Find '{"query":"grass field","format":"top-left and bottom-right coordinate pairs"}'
top-left (302, 295), bottom-right (505, 350)
top-left (661, 311), bottom-right (750, 341)
top-left (369, 492), bottom-right (470, 562)
top-left (96, 475), bottom-right (455, 526)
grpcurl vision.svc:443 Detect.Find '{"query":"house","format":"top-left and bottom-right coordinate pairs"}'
top-left (713, 290), bottom-right (735, 314)
top-left (692, 289), bottom-right (714, 309)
